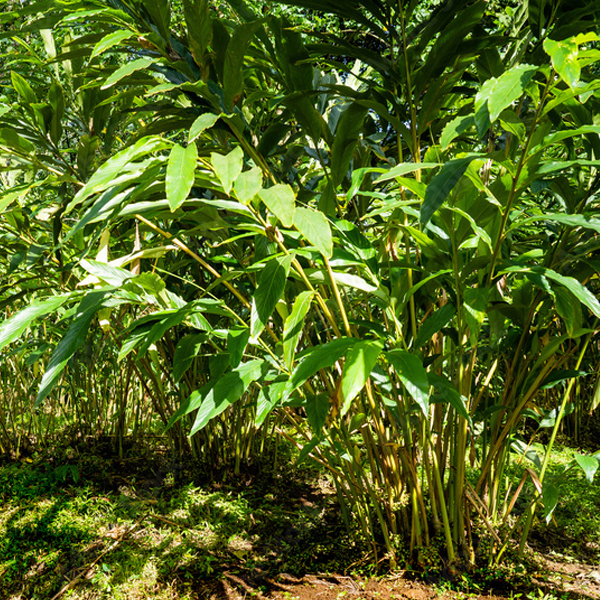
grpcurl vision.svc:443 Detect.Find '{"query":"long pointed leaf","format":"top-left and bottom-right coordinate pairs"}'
top-left (166, 143), bottom-right (198, 211)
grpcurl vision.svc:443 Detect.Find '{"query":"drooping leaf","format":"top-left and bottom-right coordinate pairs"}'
top-left (259, 184), bottom-right (295, 227)
top-left (374, 162), bottom-right (440, 184)
top-left (101, 57), bottom-right (158, 90)
top-left (421, 155), bottom-right (481, 225)
top-left (36, 291), bottom-right (108, 406)
top-left (183, 0), bottom-right (211, 64)
top-left (211, 146), bottom-right (243, 195)
top-left (0, 295), bottom-right (70, 352)
top-left (188, 112), bottom-right (220, 143)
top-left (330, 102), bottom-right (368, 186)
top-left (173, 333), bottom-right (206, 382)
top-left (293, 206), bottom-right (332, 257)
top-left (142, 0), bottom-right (171, 40)
top-left (250, 254), bottom-right (293, 339)
top-left (386, 349), bottom-right (430, 415)
top-left (285, 338), bottom-right (357, 397)
top-left (340, 339), bottom-right (384, 415)
top-left (414, 304), bottom-right (456, 348)
top-left (428, 373), bottom-right (471, 422)
top-left (440, 114), bottom-right (475, 150)
top-left (90, 29), bottom-right (134, 58)
top-left (283, 291), bottom-right (314, 368)
top-left (223, 20), bottom-right (263, 110)
top-left (228, 326), bottom-right (250, 367)
top-left (543, 268), bottom-right (600, 317)
top-left (305, 393), bottom-right (330, 433)
top-left (189, 359), bottom-right (265, 435)
top-left (256, 381), bottom-right (286, 427)
top-left (166, 143), bottom-right (198, 211)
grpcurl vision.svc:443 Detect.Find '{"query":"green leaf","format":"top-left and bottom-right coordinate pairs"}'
top-left (173, 333), bottom-right (206, 382)
top-left (211, 146), bottom-right (243, 195)
top-left (233, 167), bottom-right (262, 205)
top-left (283, 291), bottom-right (314, 369)
top-left (544, 37), bottom-right (579, 90)
top-left (542, 482), bottom-right (560, 524)
top-left (189, 359), bottom-right (265, 435)
top-left (285, 338), bottom-right (357, 397)
top-left (421, 155), bottom-right (481, 225)
top-left (36, 291), bottom-right (108, 406)
top-left (340, 339), bottom-right (384, 415)
top-left (142, 0), bottom-right (171, 40)
top-left (542, 268), bottom-right (600, 317)
top-left (91, 29), bottom-right (134, 58)
top-left (573, 453), bottom-right (599, 483)
top-left (305, 393), bottom-right (330, 433)
top-left (80, 259), bottom-right (133, 286)
top-left (293, 207), bottom-right (332, 258)
top-left (440, 115), bottom-right (475, 150)
top-left (11, 71), bottom-right (35, 104)
top-left (250, 254), bottom-right (293, 339)
top-left (386, 350), bottom-right (430, 415)
top-left (0, 295), bottom-right (69, 352)
top-left (228, 326), bottom-right (250, 367)
top-left (256, 381), bottom-right (286, 427)
top-left (101, 57), bottom-right (158, 90)
top-left (68, 136), bottom-right (168, 211)
top-left (330, 102), bottom-right (368, 186)
top-left (259, 184), bottom-right (295, 227)
top-left (474, 64), bottom-right (538, 122)
top-left (223, 20), bottom-right (263, 110)
top-left (463, 288), bottom-right (488, 344)
top-left (428, 373), bottom-right (470, 422)
top-left (188, 112), bottom-right (220, 143)
top-left (414, 304), bottom-right (456, 348)
top-left (184, 0), bottom-right (211, 63)
top-left (166, 143), bottom-right (198, 211)
top-left (374, 162), bottom-right (440, 184)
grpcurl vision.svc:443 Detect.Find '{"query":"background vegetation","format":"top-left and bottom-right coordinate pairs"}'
top-left (2, 0), bottom-right (600, 584)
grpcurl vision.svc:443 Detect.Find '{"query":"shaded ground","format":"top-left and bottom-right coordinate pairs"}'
top-left (1, 436), bottom-right (599, 600)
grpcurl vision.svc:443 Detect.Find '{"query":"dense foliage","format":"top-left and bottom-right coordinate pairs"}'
top-left (2, 0), bottom-right (600, 569)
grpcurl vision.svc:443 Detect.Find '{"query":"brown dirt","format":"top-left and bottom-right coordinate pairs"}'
top-left (196, 572), bottom-right (511, 600)
top-left (189, 558), bottom-right (600, 600)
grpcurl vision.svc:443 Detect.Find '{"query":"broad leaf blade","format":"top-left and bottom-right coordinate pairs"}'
top-left (259, 184), bottom-right (295, 227)
top-left (293, 206), bottom-right (332, 257)
top-left (211, 146), bottom-right (243, 195)
top-left (0, 295), bottom-right (69, 352)
top-left (340, 339), bottom-right (384, 415)
top-left (386, 349), bottom-right (430, 414)
top-left (283, 291), bottom-right (314, 368)
top-left (250, 254), bottom-right (293, 339)
top-left (190, 359), bottom-right (264, 435)
top-left (166, 143), bottom-right (198, 211)
top-left (286, 338), bottom-right (357, 397)
top-left (421, 155), bottom-right (481, 225)
top-left (36, 291), bottom-right (108, 406)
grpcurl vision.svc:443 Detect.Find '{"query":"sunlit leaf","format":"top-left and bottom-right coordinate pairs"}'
top-left (293, 206), bottom-right (332, 257)
top-left (259, 184), bottom-right (295, 227)
top-left (340, 339), bottom-right (384, 415)
top-left (166, 143), bottom-right (197, 211)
